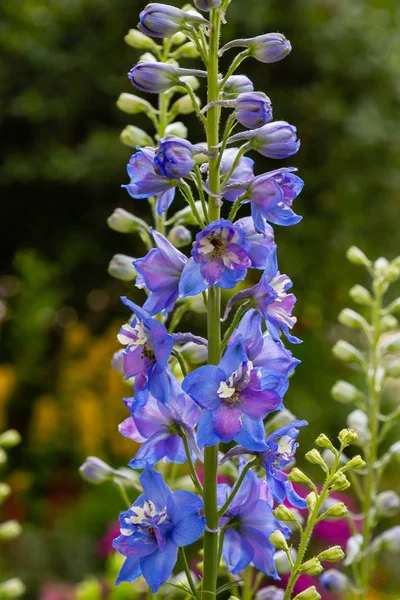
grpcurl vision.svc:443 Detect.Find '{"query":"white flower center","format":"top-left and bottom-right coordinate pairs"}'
top-left (117, 320), bottom-right (147, 348)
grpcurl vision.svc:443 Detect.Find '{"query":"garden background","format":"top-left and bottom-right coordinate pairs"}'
top-left (1, 0), bottom-right (400, 597)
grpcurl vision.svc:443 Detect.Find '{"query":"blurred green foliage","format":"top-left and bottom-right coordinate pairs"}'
top-left (1, 0), bottom-right (400, 596)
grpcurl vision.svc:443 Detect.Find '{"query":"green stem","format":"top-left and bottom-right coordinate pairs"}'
top-left (181, 432), bottom-right (203, 496)
top-left (220, 145), bottom-right (248, 188)
top-left (115, 482), bottom-right (131, 509)
top-left (219, 50), bottom-right (250, 90)
top-left (220, 303), bottom-right (248, 352)
top-left (216, 113), bottom-right (238, 170)
top-left (194, 164), bottom-right (210, 224)
top-left (359, 285), bottom-right (383, 598)
top-left (218, 459), bottom-right (257, 517)
top-left (203, 9), bottom-right (222, 600)
top-left (227, 193), bottom-right (247, 222)
top-left (180, 182), bottom-right (206, 228)
top-left (172, 349), bottom-right (188, 377)
top-left (179, 547), bottom-right (199, 599)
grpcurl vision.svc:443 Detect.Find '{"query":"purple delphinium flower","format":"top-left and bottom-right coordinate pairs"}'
top-left (220, 148), bottom-right (254, 202)
top-left (135, 229), bottom-right (187, 315)
top-left (220, 33), bottom-right (292, 64)
top-left (221, 75), bottom-right (254, 98)
top-left (222, 420), bottom-right (307, 508)
top-left (235, 92), bottom-right (273, 130)
top-left (154, 137), bottom-right (197, 179)
top-left (129, 62), bottom-right (206, 94)
top-left (123, 148), bottom-right (178, 216)
top-left (113, 466), bottom-right (205, 592)
top-left (179, 219), bottom-right (252, 298)
top-left (139, 3), bottom-right (208, 38)
top-left (194, 0), bottom-right (221, 10)
top-left (218, 464), bottom-right (291, 577)
top-left (234, 218), bottom-right (275, 270)
top-left (117, 297), bottom-right (173, 408)
top-left (119, 380), bottom-right (201, 468)
top-left (224, 245), bottom-right (301, 344)
top-left (227, 121), bottom-right (300, 160)
top-left (231, 309), bottom-right (300, 377)
top-left (182, 336), bottom-right (287, 450)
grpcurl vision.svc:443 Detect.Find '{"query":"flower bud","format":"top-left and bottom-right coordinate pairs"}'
top-left (175, 41), bottom-right (200, 58)
top-left (120, 125), bottom-right (154, 148)
top-left (129, 62), bottom-right (206, 94)
top-left (185, 294), bottom-right (207, 314)
top-left (0, 483), bottom-right (11, 504)
top-left (293, 586), bottom-right (321, 600)
top-left (331, 380), bottom-right (363, 405)
top-left (164, 122), bottom-right (188, 139)
top-left (139, 4), bottom-right (208, 38)
top-left (320, 502), bottom-right (348, 519)
top-left (381, 314), bottom-right (398, 331)
top-left (338, 428), bottom-right (358, 446)
top-left (315, 434), bottom-right (336, 453)
top-left (234, 92), bottom-right (273, 130)
top-left (124, 29), bottom-right (158, 50)
top-left (330, 472), bottom-right (351, 492)
top-left (332, 341), bottom-right (364, 365)
top-left (0, 520), bottom-right (22, 542)
top-left (338, 308), bottom-right (369, 330)
top-left (374, 526), bottom-right (400, 553)
top-left (305, 449), bottom-right (327, 470)
top-left (265, 410), bottom-right (297, 433)
top-left (256, 587), bottom-right (284, 600)
top-left (194, 0), bottom-right (221, 10)
top-left (179, 342), bottom-right (207, 365)
top-left (107, 209), bottom-right (148, 234)
top-left (299, 558), bottom-right (323, 576)
top-left (154, 136), bottom-right (196, 178)
top-left (220, 33), bottom-right (292, 64)
top-left (345, 455), bottom-right (366, 470)
top-left (0, 449), bottom-right (7, 467)
top-left (349, 284), bottom-right (373, 306)
top-left (111, 350), bottom-right (125, 375)
top-left (274, 549), bottom-right (297, 574)
top-left (320, 570), bottom-right (350, 592)
top-left (108, 255), bottom-right (137, 282)
top-left (288, 468), bottom-right (314, 487)
top-left (79, 457), bottom-right (116, 484)
top-left (306, 492), bottom-right (318, 512)
top-left (0, 578), bottom-right (26, 599)
top-left (0, 430), bottom-right (21, 449)
top-left (269, 530), bottom-right (289, 551)
top-left (376, 490), bottom-right (400, 517)
top-left (346, 246), bottom-right (371, 268)
top-left (116, 93), bottom-right (153, 115)
top-left (168, 202), bottom-right (206, 226)
top-left (179, 75), bottom-right (200, 91)
top-left (347, 411), bottom-right (369, 445)
top-left (273, 505), bottom-right (299, 523)
top-left (139, 52), bottom-right (158, 63)
top-left (228, 121), bottom-right (299, 159)
top-left (222, 75), bottom-right (254, 98)
top-left (168, 225), bottom-right (192, 248)
top-left (385, 297), bottom-right (400, 314)
top-left (381, 332), bottom-right (400, 353)
top-left (318, 546), bottom-right (345, 562)
top-left (171, 31), bottom-right (187, 45)
top-left (171, 94), bottom-right (200, 115)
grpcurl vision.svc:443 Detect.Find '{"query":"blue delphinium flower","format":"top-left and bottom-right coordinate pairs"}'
top-left (139, 3), bottom-right (208, 38)
top-left (117, 297), bottom-right (173, 408)
top-left (220, 33), bottom-right (292, 64)
top-left (119, 382), bottom-right (201, 468)
top-left (179, 219), bottom-right (251, 298)
top-left (221, 75), bottom-right (254, 98)
top-left (135, 229), bottom-right (187, 315)
top-left (234, 92), bottom-right (273, 130)
top-left (223, 420), bottom-right (307, 508)
top-left (227, 121), bottom-right (300, 159)
top-left (113, 466), bottom-right (205, 592)
top-left (235, 217), bottom-right (275, 269)
top-left (219, 148), bottom-right (254, 202)
top-left (123, 148), bottom-right (178, 215)
top-left (182, 336), bottom-right (287, 450)
top-left (129, 62), bottom-right (206, 94)
top-left (154, 136), bottom-right (197, 179)
top-left (218, 464), bottom-right (291, 577)
top-left (224, 245), bottom-right (301, 344)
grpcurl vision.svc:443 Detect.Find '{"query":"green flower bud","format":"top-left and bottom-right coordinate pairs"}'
top-left (318, 546), bottom-right (345, 562)
top-left (171, 94), bottom-right (200, 115)
top-left (273, 505), bottom-right (299, 523)
top-left (381, 314), bottom-right (398, 332)
top-left (331, 380), bottom-right (363, 405)
top-left (385, 297), bottom-right (400, 314)
top-left (120, 125), bottom-right (154, 148)
top-left (164, 121), bottom-right (188, 138)
top-left (0, 578), bottom-right (26, 599)
top-left (332, 341), bottom-right (364, 365)
top-left (0, 520), bottom-right (22, 542)
top-left (0, 483), bottom-right (11, 504)
top-left (139, 52), bottom-right (158, 63)
top-left (107, 208), bottom-right (148, 234)
top-left (375, 259), bottom-right (400, 282)
top-left (315, 434), bottom-right (337, 454)
top-left (338, 428), bottom-right (358, 446)
top-left (125, 29), bottom-right (158, 50)
top-left (299, 558), bottom-right (323, 576)
top-left (376, 490), bottom-right (400, 517)
top-left (346, 246), bottom-right (371, 268)
top-left (306, 492), bottom-right (318, 512)
top-left (171, 32), bottom-right (187, 45)
top-left (179, 342), bottom-right (207, 365)
top-left (185, 294), bottom-right (207, 314)
top-left (288, 468), bottom-right (314, 487)
top-left (176, 41), bottom-right (200, 58)
top-left (266, 410), bottom-right (297, 433)
top-left (320, 501), bottom-right (348, 519)
top-left (108, 255), bottom-right (137, 282)
top-left (293, 586), bottom-right (321, 600)
top-left (345, 455), bottom-right (366, 470)
top-left (349, 284), bottom-right (373, 306)
top-left (167, 202), bottom-right (205, 226)
top-left (381, 332), bottom-right (400, 353)
top-left (338, 308), bottom-right (369, 331)
top-left (0, 430), bottom-right (21, 449)
top-left (373, 526), bottom-right (400, 553)
top-left (116, 93), bottom-right (153, 115)
top-left (305, 449), bottom-right (327, 470)
top-left (0, 449), bottom-right (7, 467)
top-left (269, 530), bottom-right (289, 551)
top-left (330, 472), bottom-right (351, 492)
top-left (178, 75), bottom-right (200, 91)
top-left (168, 225), bottom-right (192, 248)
